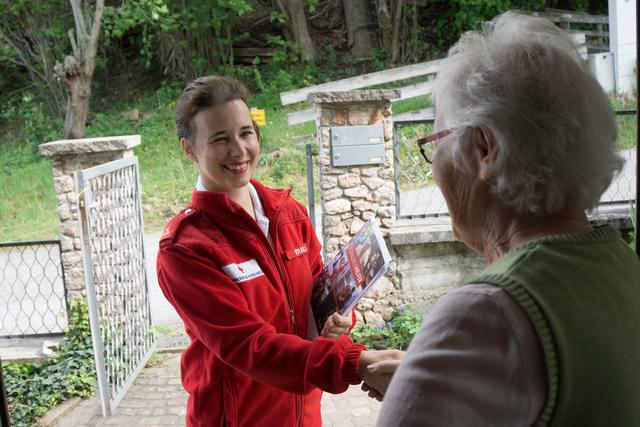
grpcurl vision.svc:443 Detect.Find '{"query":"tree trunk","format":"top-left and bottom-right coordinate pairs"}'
top-left (277, 0), bottom-right (316, 62)
top-left (390, 0), bottom-right (403, 65)
top-left (376, 0), bottom-right (392, 63)
top-left (342, 0), bottom-right (377, 60)
top-left (55, 0), bottom-right (104, 139)
top-left (410, 0), bottom-right (418, 63)
top-left (63, 74), bottom-right (92, 139)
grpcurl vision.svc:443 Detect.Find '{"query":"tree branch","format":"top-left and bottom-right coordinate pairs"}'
top-left (69, 0), bottom-right (89, 53)
top-left (84, 0), bottom-right (104, 75)
top-left (68, 29), bottom-right (80, 58)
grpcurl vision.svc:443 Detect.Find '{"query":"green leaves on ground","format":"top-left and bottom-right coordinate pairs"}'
top-left (350, 306), bottom-right (424, 350)
top-left (3, 299), bottom-right (96, 427)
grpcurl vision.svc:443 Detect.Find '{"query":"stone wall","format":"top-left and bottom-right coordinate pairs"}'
top-left (39, 136), bottom-right (141, 300)
top-left (390, 220), bottom-right (486, 312)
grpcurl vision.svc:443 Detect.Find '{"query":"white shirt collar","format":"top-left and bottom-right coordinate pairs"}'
top-left (196, 176), bottom-right (208, 192)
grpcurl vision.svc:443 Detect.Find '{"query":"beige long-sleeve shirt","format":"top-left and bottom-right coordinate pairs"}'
top-left (377, 283), bottom-right (547, 427)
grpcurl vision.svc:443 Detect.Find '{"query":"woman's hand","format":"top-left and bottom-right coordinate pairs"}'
top-left (321, 312), bottom-right (352, 339)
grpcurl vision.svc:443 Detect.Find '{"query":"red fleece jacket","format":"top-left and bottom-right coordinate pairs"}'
top-left (156, 180), bottom-right (365, 427)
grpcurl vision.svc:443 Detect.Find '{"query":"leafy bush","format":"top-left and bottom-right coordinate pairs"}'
top-left (350, 306), bottom-right (424, 350)
top-left (3, 299), bottom-right (96, 427)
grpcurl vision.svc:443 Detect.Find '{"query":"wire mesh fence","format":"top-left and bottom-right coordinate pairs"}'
top-left (394, 112), bottom-right (637, 224)
top-left (0, 240), bottom-right (68, 338)
top-left (394, 120), bottom-right (448, 219)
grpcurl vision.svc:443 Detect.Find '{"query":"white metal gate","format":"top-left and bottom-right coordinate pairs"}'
top-left (75, 156), bottom-right (156, 416)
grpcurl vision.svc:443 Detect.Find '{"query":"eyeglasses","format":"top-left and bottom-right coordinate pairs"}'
top-left (416, 128), bottom-right (454, 164)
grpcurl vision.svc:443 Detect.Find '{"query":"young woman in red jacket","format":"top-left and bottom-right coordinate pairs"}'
top-left (156, 75), bottom-right (400, 426)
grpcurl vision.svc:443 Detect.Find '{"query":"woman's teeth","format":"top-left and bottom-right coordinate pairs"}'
top-left (225, 162), bottom-right (248, 172)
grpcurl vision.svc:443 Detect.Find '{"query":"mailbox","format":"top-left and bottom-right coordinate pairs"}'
top-left (330, 125), bottom-right (385, 167)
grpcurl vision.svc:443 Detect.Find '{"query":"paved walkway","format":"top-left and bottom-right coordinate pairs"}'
top-left (53, 350), bottom-right (381, 427)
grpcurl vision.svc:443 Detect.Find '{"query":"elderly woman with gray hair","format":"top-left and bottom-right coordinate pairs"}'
top-left (364, 11), bottom-right (640, 427)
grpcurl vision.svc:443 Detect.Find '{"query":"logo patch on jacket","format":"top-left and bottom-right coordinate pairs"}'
top-left (222, 259), bottom-right (265, 283)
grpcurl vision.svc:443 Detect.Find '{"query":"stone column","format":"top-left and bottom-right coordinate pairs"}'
top-left (308, 90), bottom-right (401, 325)
top-left (38, 135), bottom-right (141, 300)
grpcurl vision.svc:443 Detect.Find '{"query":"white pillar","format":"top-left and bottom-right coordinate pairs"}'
top-left (608, 0), bottom-right (637, 92)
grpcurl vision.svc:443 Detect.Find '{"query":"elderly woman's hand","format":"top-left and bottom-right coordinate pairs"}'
top-left (321, 312), bottom-right (352, 339)
top-left (359, 349), bottom-right (405, 401)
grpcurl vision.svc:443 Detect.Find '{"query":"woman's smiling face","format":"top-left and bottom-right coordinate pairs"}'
top-left (182, 99), bottom-right (260, 196)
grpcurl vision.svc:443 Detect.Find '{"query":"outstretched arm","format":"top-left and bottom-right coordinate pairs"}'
top-left (157, 244), bottom-right (365, 395)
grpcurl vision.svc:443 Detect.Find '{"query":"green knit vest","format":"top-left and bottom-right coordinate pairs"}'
top-left (472, 225), bottom-right (640, 427)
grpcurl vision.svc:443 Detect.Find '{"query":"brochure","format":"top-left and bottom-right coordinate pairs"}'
top-left (310, 218), bottom-right (392, 335)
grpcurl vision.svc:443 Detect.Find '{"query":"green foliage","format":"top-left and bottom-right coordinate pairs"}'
top-left (103, 0), bottom-right (172, 68)
top-left (3, 299), bottom-right (96, 427)
top-left (0, 0), bottom-right (70, 115)
top-left (0, 93), bottom-right (62, 148)
top-left (350, 306), bottom-right (424, 350)
top-left (425, 0), bottom-right (547, 54)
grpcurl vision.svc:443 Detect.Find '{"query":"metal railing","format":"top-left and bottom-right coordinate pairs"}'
top-left (0, 240), bottom-right (68, 339)
top-left (393, 111), bottom-right (638, 226)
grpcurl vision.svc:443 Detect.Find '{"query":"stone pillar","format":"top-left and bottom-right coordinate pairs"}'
top-left (38, 135), bottom-right (141, 300)
top-left (308, 90), bottom-right (401, 325)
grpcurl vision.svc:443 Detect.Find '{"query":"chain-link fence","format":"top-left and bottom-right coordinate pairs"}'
top-left (394, 111), bottom-right (637, 225)
top-left (0, 240), bottom-right (68, 338)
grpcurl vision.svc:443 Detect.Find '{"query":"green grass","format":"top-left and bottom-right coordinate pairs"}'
top-left (616, 114), bottom-right (637, 150)
top-left (0, 157), bottom-right (58, 241)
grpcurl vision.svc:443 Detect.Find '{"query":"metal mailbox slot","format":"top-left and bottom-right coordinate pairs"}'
top-left (330, 125), bottom-right (385, 167)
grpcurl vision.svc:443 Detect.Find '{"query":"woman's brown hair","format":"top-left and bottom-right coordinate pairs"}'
top-left (175, 75), bottom-right (259, 143)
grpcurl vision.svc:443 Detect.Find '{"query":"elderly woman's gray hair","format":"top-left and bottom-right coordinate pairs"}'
top-left (433, 11), bottom-right (623, 214)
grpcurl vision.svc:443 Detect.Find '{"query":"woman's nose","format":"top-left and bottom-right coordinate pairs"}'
top-left (229, 136), bottom-right (246, 156)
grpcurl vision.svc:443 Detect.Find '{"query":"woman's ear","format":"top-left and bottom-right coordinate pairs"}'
top-left (473, 127), bottom-right (496, 181)
top-left (180, 137), bottom-right (197, 163)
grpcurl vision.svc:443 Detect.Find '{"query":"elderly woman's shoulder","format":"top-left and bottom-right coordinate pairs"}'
top-left (426, 283), bottom-right (517, 321)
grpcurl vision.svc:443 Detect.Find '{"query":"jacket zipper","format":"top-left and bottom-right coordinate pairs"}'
top-left (239, 193), bottom-right (303, 427)
top-left (251, 197), bottom-right (298, 334)
top-left (260, 198), bottom-right (304, 427)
